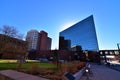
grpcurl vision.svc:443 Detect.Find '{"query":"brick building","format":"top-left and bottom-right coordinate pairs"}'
top-left (26, 30), bottom-right (52, 51)
top-left (38, 30), bottom-right (52, 51)
top-left (0, 34), bottom-right (28, 59)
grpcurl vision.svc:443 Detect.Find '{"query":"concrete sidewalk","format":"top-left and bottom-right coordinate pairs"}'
top-left (80, 63), bottom-right (120, 80)
top-left (0, 70), bottom-right (49, 80)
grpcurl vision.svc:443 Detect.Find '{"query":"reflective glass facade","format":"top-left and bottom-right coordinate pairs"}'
top-left (59, 15), bottom-right (99, 51)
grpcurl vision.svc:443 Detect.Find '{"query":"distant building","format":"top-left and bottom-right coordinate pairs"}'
top-left (59, 36), bottom-right (71, 50)
top-left (26, 30), bottom-right (39, 50)
top-left (59, 15), bottom-right (99, 51)
top-left (71, 45), bottom-right (82, 51)
top-left (26, 30), bottom-right (52, 51)
top-left (47, 37), bottom-right (52, 50)
top-left (38, 30), bottom-right (52, 51)
top-left (99, 50), bottom-right (119, 63)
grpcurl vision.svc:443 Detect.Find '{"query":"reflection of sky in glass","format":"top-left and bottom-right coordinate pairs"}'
top-left (0, 0), bottom-right (120, 50)
top-left (60, 15), bottom-right (99, 51)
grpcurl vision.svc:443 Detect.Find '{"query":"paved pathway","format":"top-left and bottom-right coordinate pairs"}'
top-left (80, 63), bottom-right (120, 80)
top-left (0, 70), bottom-right (49, 80)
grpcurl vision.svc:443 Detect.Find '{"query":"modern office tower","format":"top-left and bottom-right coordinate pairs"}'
top-left (59, 15), bottom-right (99, 51)
top-left (38, 30), bottom-right (52, 50)
top-left (26, 30), bottom-right (39, 50)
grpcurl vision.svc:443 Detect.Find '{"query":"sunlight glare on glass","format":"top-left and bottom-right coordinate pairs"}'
top-left (60, 21), bottom-right (76, 31)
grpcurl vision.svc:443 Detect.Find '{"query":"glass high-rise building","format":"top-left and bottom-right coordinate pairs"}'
top-left (59, 15), bottom-right (99, 51)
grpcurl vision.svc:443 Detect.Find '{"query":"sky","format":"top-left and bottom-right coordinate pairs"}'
top-left (0, 0), bottom-right (120, 50)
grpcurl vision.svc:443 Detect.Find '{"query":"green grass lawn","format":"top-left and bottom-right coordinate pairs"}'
top-left (0, 60), bottom-right (57, 70)
top-left (0, 59), bottom-right (39, 63)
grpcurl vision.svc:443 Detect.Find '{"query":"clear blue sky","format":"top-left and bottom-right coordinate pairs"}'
top-left (0, 0), bottom-right (120, 50)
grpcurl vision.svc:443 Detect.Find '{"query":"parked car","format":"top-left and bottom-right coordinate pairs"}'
top-left (39, 58), bottom-right (49, 62)
top-left (59, 60), bottom-right (65, 63)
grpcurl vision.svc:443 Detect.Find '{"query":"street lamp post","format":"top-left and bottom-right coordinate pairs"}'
top-left (85, 68), bottom-right (89, 80)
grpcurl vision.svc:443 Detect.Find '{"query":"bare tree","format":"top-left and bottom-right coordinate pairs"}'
top-left (0, 25), bottom-right (24, 40)
top-left (0, 25), bottom-right (17, 37)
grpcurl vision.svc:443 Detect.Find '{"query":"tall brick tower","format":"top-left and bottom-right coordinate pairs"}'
top-left (38, 30), bottom-right (52, 51)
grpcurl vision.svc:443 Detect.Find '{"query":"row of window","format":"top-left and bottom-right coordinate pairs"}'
top-left (100, 51), bottom-right (119, 55)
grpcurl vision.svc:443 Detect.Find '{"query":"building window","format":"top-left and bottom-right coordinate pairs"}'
top-left (115, 51), bottom-right (119, 55)
top-left (110, 51), bottom-right (113, 55)
top-left (100, 52), bottom-right (103, 55)
top-left (105, 51), bottom-right (108, 54)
